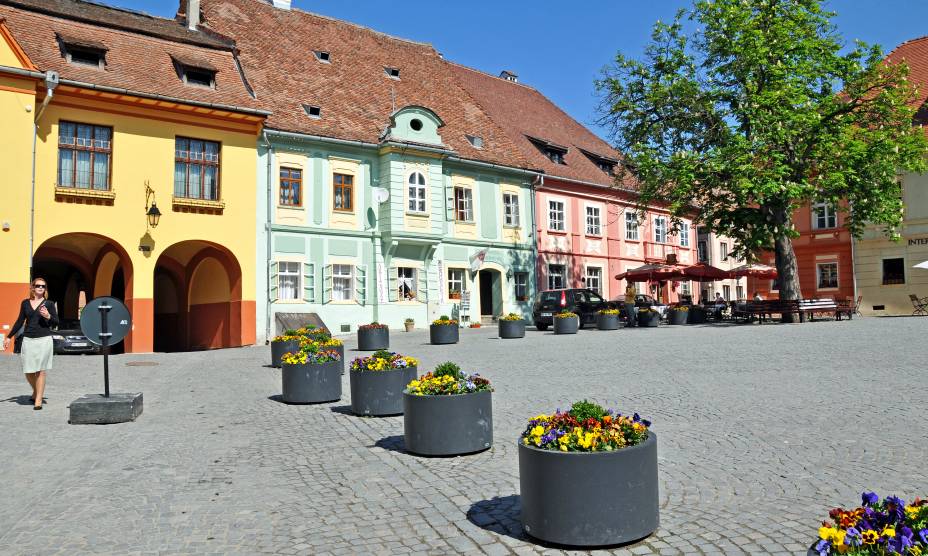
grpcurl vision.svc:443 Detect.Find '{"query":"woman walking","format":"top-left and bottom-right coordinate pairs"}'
top-left (3, 278), bottom-right (58, 410)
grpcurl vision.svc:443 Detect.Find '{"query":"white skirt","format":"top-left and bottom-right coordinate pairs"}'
top-left (21, 336), bottom-right (54, 374)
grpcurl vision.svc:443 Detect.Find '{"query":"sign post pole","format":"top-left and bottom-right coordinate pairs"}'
top-left (98, 302), bottom-right (111, 398)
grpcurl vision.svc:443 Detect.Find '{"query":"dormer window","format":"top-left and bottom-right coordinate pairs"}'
top-left (385, 67), bottom-right (401, 80)
top-left (580, 148), bottom-right (618, 176)
top-left (303, 104), bottom-right (322, 119)
top-left (313, 50), bottom-right (331, 63)
top-left (171, 54), bottom-right (216, 89)
top-left (466, 134), bottom-right (484, 149)
top-left (527, 135), bottom-right (568, 165)
top-left (57, 33), bottom-right (106, 70)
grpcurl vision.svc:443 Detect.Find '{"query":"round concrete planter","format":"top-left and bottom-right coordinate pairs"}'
top-left (430, 323), bottom-right (459, 345)
top-left (281, 360), bottom-right (342, 404)
top-left (553, 316), bottom-right (579, 335)
top-left (519, 432), bottom-right (659, 547)
top-left (499, 320), bottom-right (526, 339)
top-left (596, 313), bottom-right (620, 330)
top-left (357, 327), bottom-right (389, 351)
top-left (638, 312), bottom-right (660, 328)
top-left (403, 390), bottom-right (493, 456)
top-left (270, 339), bottom-right (300, 368)
top-left (687, 308), bottom-right (707, 324)
top-left (350, 365), bottom-right (417, 416)
top-left (668, 309), bottom-right (688, 325)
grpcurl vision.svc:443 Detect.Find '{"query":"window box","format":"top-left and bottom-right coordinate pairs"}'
top-left (172, 196), bottom-right (225, 213)
top-left (54, 186), bottom-right (116, 202)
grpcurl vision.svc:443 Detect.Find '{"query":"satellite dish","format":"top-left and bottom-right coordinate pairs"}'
top-left (374, 188), bottom-right (390, 204)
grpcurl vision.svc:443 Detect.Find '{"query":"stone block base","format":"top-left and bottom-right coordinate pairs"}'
top-left (69, 393), bottom-right (143, 425)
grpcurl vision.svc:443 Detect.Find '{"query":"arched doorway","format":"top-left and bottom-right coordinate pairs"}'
top-left (478, 268), bottom-right (503, 319)
top-left (153, 240), bottom-right (243, 351)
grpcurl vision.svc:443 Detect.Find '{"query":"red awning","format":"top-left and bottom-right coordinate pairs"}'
top-left (679, 262), bottom-right (731, 282)
top-left (728, 263), bottom-right (778, 279)
top-left (615, 263), bottom-right (686, 282)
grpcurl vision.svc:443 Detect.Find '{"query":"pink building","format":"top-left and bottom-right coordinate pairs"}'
top-left (451, 66), bottom-right (698, 303)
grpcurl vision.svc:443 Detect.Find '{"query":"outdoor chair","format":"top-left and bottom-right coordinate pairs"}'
top-left (909, 294), bottom-right (928, 316)
top-left (854, 295), bottom-right (862, 317)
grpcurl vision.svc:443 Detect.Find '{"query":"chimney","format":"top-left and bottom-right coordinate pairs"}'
top-left (186, 0), bottom-right (200, 30)
top-left (499, 70), bottom-right (518, 83)
top-left (271, 0), bottom-right (292, 8)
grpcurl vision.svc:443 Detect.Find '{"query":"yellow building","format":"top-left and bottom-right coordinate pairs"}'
top-left (0, 0), bottom-right (267, 352)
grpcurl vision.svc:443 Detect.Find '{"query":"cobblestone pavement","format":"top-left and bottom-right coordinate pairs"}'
top-left (1, 317), bottom-right (926, 555)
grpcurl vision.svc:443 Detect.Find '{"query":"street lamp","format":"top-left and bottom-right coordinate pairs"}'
top-left (145, 182), bottom-right (161, 229)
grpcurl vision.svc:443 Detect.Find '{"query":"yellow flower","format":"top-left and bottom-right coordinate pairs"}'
top-left (559, 445), bottom-right (567, 451)
top-left (909, 545), bottom-right (923, 556)
top-left (861, 530), bottom-right (879, 545)
top-left (882, 527), bottom-right (895, 538)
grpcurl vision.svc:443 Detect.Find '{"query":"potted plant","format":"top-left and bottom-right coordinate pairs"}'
top-left (312, 334), bottom-right (345, 371)
top-left (469, 322), bottom-right (482, 329)
top-left (280, 346), bottom-right (342, 404)
top-left (498, 313), bottom-right (525, 339)
top-left (553, 311), bottom-right (579, 335)
top-left (596, 308), bottom-right (620, 330)
top-left (429, 315), bottom-right (459, 345)
top-left (638, 307), bottom-right (660, 327)
top-left (687, 305), bottom-right (708, 324)
top-left (404, 318), bottom-right (415, 332)
top-left (270, 330), bottom-right (301, 368)
top-left (519, 400), bottom-right (658, 546)
top-left (403, 362), bottom-right (493, 456)
top-left (349, 350), bottom-right (418, 416)
top-left (808, 492), bottom-right (928, 556)
top-left (357, 322), bottom-right (389, 351)
top-left (668, 306), bottom-right (689, 325)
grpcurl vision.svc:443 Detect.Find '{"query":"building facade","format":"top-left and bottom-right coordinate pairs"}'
top-left (696, 229), bottom-right (747, 301)
top-left (0, 0), bottom-right (267, 353)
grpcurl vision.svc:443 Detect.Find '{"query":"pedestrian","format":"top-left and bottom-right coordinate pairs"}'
top-left (753, 291), bottom-right (763, 302)
top-left (3, 278), bottom-right (58, 410)
top-left (624, 283), bottom-right (638, 327)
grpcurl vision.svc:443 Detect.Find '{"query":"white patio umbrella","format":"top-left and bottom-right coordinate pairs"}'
top-left (914, 261), bottom-right (928, 269)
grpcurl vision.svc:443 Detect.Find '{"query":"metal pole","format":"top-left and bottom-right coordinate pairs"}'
top-left (99, 304), bottom-right (111, 398)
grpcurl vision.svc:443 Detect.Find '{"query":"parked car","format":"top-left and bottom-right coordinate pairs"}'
top-left (532, 289), bottom-right (608, 331)
top-left (52, 319), bottom-right (101, 355)
top-left (608, 294), bottom-right (669, 320)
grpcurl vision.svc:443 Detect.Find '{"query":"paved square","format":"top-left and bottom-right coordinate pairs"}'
top-left (1, 318), bottom-right (925, 555)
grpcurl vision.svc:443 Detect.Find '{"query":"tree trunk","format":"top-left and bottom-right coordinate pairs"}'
top-left (770, 206), bottom-right (802, 322)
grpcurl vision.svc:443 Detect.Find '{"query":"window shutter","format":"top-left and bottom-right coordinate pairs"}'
top-left (388, 266), bottom-right (398, 302)
top-left (322, 264), bottom-right (332, 304)
top-left (355, 265), bottom-right (367, 306)
top-left (302, 263), bottom-right (315, 303)
top-left (269, 261), bottom-right (279, 303)
top-left (418, 267), bottom-right (428, 304)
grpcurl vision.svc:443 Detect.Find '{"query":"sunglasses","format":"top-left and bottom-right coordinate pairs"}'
top-left (33, 284), bottom-right (46, 289)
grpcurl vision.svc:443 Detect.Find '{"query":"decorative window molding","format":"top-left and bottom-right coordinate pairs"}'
top-left (407, 171), bottom-right (427, 213)
top-left (548, 199), bottom-right (565, 231)
top-left (57, 121), bottom-right (112, 191)
top-left (812, 202), bottom-right (837, 230)
top-left (454, 186), bottom-right (474, 222)
top-left (280, 167), bottom-right (302, 207)
top-left (625, 210), bottom-right (639, 240)
top-left (174, 137), bottom-right (221, 201)
top-left (585, 205), bottom-right (601, 236)
top-left (333, 172), bottom-right (354, 212)
top-left (503, 192), bottom-right (520, 227)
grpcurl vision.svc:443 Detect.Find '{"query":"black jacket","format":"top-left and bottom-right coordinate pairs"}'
top-left (10, 299), bottom-right (59, 339)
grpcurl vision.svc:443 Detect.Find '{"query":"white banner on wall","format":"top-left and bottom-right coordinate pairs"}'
top-left (437, 260), bottom-right (445, 301)
top-left (376, 262), bottom-right (388, 303)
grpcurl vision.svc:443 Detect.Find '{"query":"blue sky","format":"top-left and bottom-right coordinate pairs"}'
top-left (105, 1), bottom-right (928, 140)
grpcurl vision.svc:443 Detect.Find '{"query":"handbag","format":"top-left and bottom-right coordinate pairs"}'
top-left (12, 328), bottom-right (23, 354)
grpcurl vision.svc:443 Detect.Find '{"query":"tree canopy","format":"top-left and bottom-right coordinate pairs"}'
top-left (597, 0), bottom-right (928, 299)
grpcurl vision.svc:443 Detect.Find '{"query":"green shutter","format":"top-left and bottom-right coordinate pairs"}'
top-left (388, 266), bottom-right (398, 302)
top-left (302, 263), bottom-right (315, 303)
top-left (418, 267), bottom-right (428, 304)
top-left (355, 265), bottom-right (367, 306)
top-left (269, 261), bottom-right (278, 303)
top-left (322, 264), bottom-right (332, 304)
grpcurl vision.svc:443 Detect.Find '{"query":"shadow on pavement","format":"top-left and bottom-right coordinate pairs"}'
top-left (1, 395), bottom-right (36, 406)
top-left (372, 435), bottom-right (406, 454)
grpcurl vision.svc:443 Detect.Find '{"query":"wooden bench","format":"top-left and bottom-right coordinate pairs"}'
top-left (798, 298), bottom-right (837, 321)
top-left (733, 300), bottom-right (801, 322)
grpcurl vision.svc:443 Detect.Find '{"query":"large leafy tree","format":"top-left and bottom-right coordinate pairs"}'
top-left (597, 0), bottom-right (928, 303)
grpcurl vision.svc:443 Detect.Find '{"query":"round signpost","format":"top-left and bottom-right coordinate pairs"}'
top-left (71, 297), bottom-right (142, 425)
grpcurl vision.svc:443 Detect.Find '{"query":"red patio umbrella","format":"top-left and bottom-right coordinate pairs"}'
top-left (728, 263), bottom-right (778, 279)
top-left (615, 263), bottom-right (686, 282)
top-left (679, 262), bottom-right (731, 282)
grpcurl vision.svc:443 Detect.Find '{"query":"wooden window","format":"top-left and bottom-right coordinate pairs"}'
top-left (813, 202), bottom-right (837, 229)
top-left (408, 172), bottom-right (427, 213)
top-left (333, 173), bottom-right (353, 212)
top-left (454, 187), bottom-right (473, 222)
top-left (882, 258), bottom-right (905, 285)
top-left (280, 167), bottom-right (302, 206)
top-left (817, 262), bottom-right (838, 289)
top-left (174, 137), bottom-right (220, 200)
top-left (448, 268), bottom-right (465, 300)
top-left (514, 272), bottom-right (528, 301)
top-left (58, 121), bottom-right (112, 190)
top-left (503, 193), bottom-right (520, 227)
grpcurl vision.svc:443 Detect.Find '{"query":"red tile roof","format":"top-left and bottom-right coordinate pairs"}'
top-left (200, 0), bottom-right (530, 169)
top-left (448, 62), bottom-right (636, 189)
top-left (885, 36), bottom-right (928, 125)
top-left (0, 0), bottom-right (262, 113)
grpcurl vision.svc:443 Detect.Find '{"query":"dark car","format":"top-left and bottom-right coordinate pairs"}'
top-left (52, 319), bottom-right (101, 355)
top-left (532, 289), bottom-right (608, 331)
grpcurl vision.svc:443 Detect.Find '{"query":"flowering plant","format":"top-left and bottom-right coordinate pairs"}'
top-left (500, 313), bottom-right (523, 321)
top-left (405, 361), bottom-right (492, 396)
top-left (350, 350), bottom-right (418, 372)
top-left (358, 322), bottom-right (388, 331)
top-left (671, 305), bottom-right (689, 312)
top-left (314, 336), bottom-right (343, 348)
top-left (812, 492), bottom-right (928, 555)
top-left (280, 349), bottom-right (341, 365)
top-left (272, 334), bottom-right (301, 342)
top-left (469, 322), bottom-right (482, 328)
top-left (521, 400), bottom-right (651, 452)
top-left (638, 307), bottom-right (658, 314)
top-left (433, 315), bottom-right (458, 326)
top-left (554, 311), bottom-right (578, 319)
top-left (597, 308), bottom-right (620, 315)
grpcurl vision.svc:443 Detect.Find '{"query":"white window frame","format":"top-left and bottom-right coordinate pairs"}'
top-left (407, 171), bottom-right (427, 214)
top-left (548, 199), bottom-right (565, 231)
top-left (816, 262), bottom-right (839, 290)
top-left (277, 261), bottom-right (301, 301)
top-left (447, 267), bottom-right (466, 301)
top-left (584, 265), bottom-right (603, 295)
top-left (680, 281), bottom-right (692, 296)
top-left (654, 216), bottom-right (668, 244)
top-left (514, 271), bottom-right (528, 301)
top-left (332, 264), bottom-right (354, 301)
top-left (547, 263), bottom-right (566, 290)
top-left (454, 186), bottom-right (474, 222)
top-left (812, 202), bottom-right (837, 230)
top-left (625, 210), bottom-right (639, 240)
top-left (585, 205), bottom-right (602, 236)
top-left (679, 222), bottom-right (690, 247)
top-left (397, 267), bottom-right (417, 300)
top-left (503, 192), bottom-right (520, 227)
top-left (722, 285), bottom-right (731, 301)
top-left (719, 242), bottom-right (729, 261)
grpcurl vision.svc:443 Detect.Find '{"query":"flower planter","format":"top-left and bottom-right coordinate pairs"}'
top-left (281, 360), bottom-right (342, 404)
top-left (357, 327), bottom-right (389, 351)
top-left (687, 308), bottom-right (707, 324)
top-left (638, 312), bottom-right (660, 327)
top-left (404, 322), bottom-right (415, 332)
top-left (519, 432), bottom-right (659, 546)
top-left (498, 320), bottom-right (525, 339)
top-left (430, 323), bottom-right (459, 345)
top-left (403, 390), bottom-right (493, 456)
top-left (270, 339), bottom-right (300, 368)
top-left (553, 316), bottom-right (579, 335)
top-left (350, 366), bottom-right (417, 416)
top-left (596, 313), bottom-right (620, 330)
top-left (668, 310), bottom-right (688, 325)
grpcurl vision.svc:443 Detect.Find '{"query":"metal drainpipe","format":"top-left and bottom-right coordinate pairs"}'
top-left (531, 175), bottom-right (542, 300)
top-left (29, 74), bottom-right (57, 279)
top-left (261, 130), bottom-right (274, 343)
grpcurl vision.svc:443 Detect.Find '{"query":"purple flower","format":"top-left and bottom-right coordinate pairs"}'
top-left (814, 539), bottom-right (830, 556)
top-left (885, 496), bottom-right (906, 521)
top-left (918, 529), bottom-right (928, 545)
top-left (862, 492), bottom-right (879, 506)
